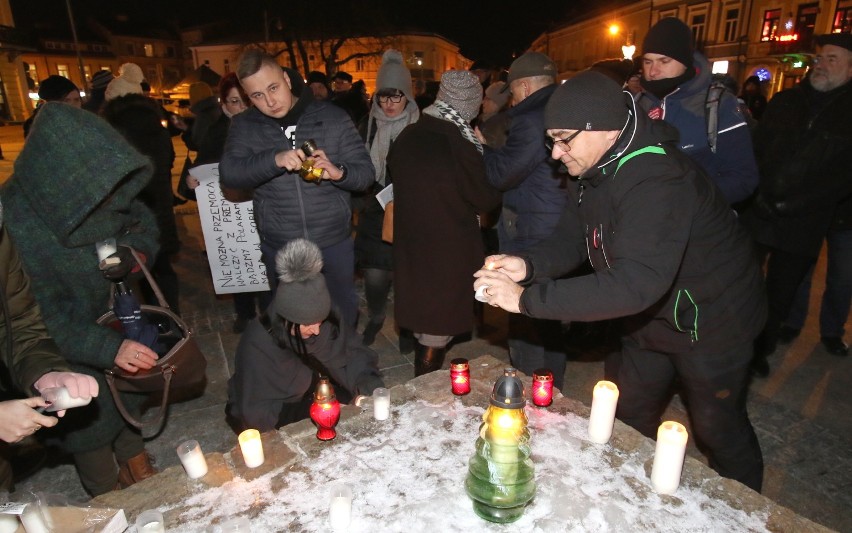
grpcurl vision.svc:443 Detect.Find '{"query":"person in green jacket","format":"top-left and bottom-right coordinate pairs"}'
top-left (1, 103), bottom-right (162, 496)
top-left (0, 208), bottom-right (98, 491)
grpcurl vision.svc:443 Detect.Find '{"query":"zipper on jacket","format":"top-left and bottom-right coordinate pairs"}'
top-left (285, 127), bottom-right (310, 239)
top-left (578, 180), bottom-right (585, 206)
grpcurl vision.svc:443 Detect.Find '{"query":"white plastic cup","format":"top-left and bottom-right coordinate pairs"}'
top-left (135, 509), bottom-right (165, 533)
top-left (176, 440), bottom-right (208, 479)
top-left (95, 238), bottom-right (117, 261)
top-left (373, 387), bottom-right (390, 421)
top-left (40, 386), bottom-right (92, 412)
top-left (328, 484), bottom-right (353, 532)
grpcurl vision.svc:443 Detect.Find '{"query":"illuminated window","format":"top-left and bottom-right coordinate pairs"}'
top-left (355, 59), bottom-right (364, 72)
top-left (144, 44), bottom-right (154, 57)
top-left (224, 59), bottom-right (230, 73)
top-left (57, 64), bottom-right (70, 78)
top-left (761, 9), bottom-right (781, 41)
top-left (796, 4), bottom-right (819, 43)
top-left (832, 1), bottom-right (852, 33)
top-left (724, 8), bottom-right (739, 42)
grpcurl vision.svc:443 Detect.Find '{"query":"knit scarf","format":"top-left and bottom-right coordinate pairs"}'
top-left (367, 102), bottom-right (420, 186)
top-left (423, 100), bottom-right (483, 154)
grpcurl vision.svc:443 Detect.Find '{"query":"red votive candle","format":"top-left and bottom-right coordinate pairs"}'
top-left (450, 358), bottom-right (471, 395)
top-left (532, 369), bottom-right (554, 407)
top-left (309, 377), bottom-right (341, 440)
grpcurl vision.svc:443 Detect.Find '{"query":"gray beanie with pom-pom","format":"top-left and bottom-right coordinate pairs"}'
top-left (375, 49), bottom-right (414, 103)
top-left (273, 239), bottom-right (331, 325)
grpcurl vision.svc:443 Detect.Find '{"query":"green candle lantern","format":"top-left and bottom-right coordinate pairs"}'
top-left (464, 368), bottom-right (536, 523)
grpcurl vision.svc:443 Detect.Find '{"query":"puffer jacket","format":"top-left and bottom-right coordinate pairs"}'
top-left (520, 107), bottom-right (766, 356)
top-left (1, 103), bottom-right (159, 453)
top-left (482, 84), bottom-right (568, 253)
top-left (636, 52), bottom-right (758, 205)
top-left (219, 97), bottom-right (374, 251)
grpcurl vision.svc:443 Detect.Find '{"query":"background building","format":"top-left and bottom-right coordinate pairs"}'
top-left (532, 0), bottom-right (851, 97)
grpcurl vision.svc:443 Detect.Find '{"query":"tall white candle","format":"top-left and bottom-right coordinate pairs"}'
top-left (176, 440), bottom-right (208, 479)
top-left (0, 514), bottom-right (18, 533)
top-left (41, 386), bottom-right (92, 412)
top-left (19, 504), bottom-right (49, 533)
top-left (238, 429), bottom-right (265, 468)
top-left (95, 238), bottom-right (117, 261)
top-left (588, 380), bottom-right (619, 444)
top-left (650, 421), bottom-right (689, 495)
top-left (328, 484), bottom-right (352, 532)
top-left (373, 388), bottom-right (390, 421)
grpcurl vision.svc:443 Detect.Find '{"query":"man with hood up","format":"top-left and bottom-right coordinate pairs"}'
top-left (475, 71), bottom-right (766, 492)
top-left (1, 103), bottom-right (161, 495)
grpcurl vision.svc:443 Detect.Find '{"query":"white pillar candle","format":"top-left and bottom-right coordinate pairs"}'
top-left (650, 421), bottom-right (689, 495)
top-left (328, 484), bottom-right (353, 532)
top-left (19, 505), bottom-right (49, 533)
top-left (588, 380), bottom-right (619, 444)
top-left (238, 429), bottom-right (265, 468)
top-left (176, 440), bottom-right (208, 479)
top-left (372, 387), bottom-right (390, 421)
top-left (0, 514), bottom-right (18, 533)
top-left (95, 238), bottom-right (117, 261)
top-left (135, 510), bottom-right (165, 533)
top-left (41, 386), bottom-right (92, 412)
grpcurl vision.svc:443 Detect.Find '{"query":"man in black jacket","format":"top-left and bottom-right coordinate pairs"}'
top-left (742, 33), bottom-right (852, 371)
top-left (220, 50), bottom-right (374, 326)
top-left (475, 71), bottom-right (766, 492)
top-left (476, 51), bottom-right (569, 389)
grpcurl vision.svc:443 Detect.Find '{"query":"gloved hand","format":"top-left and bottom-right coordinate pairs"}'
top-left (98, 248), bottom-right (136, 280)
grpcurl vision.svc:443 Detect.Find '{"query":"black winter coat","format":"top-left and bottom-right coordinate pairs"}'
top-left (226, 310), bottom-right (383, 432)
top-left (388, 115), bottom-right (502, 335)
top-left (741, 80), bottom-right (852, 255)
top-left (219, 99), bottom-right (374, 252)
top-left (520, 112), bottom-right (766, 356)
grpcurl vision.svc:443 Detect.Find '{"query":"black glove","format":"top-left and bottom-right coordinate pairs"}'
top-left (98, 248), bottom-right (136, 280)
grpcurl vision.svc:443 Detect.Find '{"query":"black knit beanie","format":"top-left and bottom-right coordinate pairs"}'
top-left (274, 239), bottom-right (331, 325)
top-left (38, 75), bottom-right (78, 101)
top-left (544, 71), bottom-right (629, 131)
top-left (643, 17), bottom-right (694, 70)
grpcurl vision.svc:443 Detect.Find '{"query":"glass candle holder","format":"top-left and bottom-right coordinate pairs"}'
top-left (531, 369), bottom-right (554, 407)
top-left (310, 377), bottom-right (341, 440)
top-left (176, 439), bottom-right (208, 479)
top-left (450, 358), bottom-right (471, 395)
top-left (372, 387), bottom-right (390, 421)
top-left (135, 509), bottom-right (165, 533)
top-left (238, 429), bottom-right (265, 468)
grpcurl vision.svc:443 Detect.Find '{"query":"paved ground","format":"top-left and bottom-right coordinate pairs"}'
top-left (1, 127), bottom-right (850, 531)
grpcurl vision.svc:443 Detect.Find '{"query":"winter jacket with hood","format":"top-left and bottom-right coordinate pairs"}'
top-left (520, 99), bottom-right (766, 355)
top-left (0, 103), bottom-right (159, 453)
top-left (219, 93), bottom-right (374, 252)
top-left (635, 52), bottom-right (758, 205)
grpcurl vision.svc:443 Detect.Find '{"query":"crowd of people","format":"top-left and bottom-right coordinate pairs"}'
top-left (0, 17), bottom-right (849, 500)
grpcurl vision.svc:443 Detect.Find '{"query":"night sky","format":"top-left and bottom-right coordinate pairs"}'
top-left (12, 0), bottom-right (604, 67)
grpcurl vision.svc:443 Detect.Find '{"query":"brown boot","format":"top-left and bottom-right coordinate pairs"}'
top-left (117, 451), bottom-right (158, 488)
top-left (414, 344), bottom-right (447, 376)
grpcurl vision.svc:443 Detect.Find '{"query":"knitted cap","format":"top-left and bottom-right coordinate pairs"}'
top-left (332, 71), bottom-right (353, 83)
top-left (590, 58), bottom-right (635, 85)
top-left (307, 71), bottom-right (328, 85)
top-left (189, 82), bottom-right (213, 106)
top-left (436, 70), bottom-right (482, 122)
top-left (544, 71), bottom-right (629, 131)
top-left (815, 33), bottom-right (852, 52)
top-left (90, 70), bottom-right (113, 90)
top-left (484, 81), bottom-right (510, 109)
top-left (376, 49), bottom-right (414, 103)
top-left (105, 63), bottom-right (144, 101)
top-left (38, 75), bottom-right (78, 101)
top-left (274, 239), bottom-right (331, 325)
top-left (506, 51), bottom-right (556, 84)
top-left (643, 17), bottom-right (694, 70)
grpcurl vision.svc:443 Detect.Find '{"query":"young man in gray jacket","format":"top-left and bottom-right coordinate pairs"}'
top-left (220, 50), bottom-right (374, 326)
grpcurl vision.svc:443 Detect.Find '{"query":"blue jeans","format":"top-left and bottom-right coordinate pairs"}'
top-left (785, 229), bottom-right (852, 338)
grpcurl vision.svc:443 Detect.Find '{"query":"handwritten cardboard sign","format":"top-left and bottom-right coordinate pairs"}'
top-left (192, 163), bottom-right (270, 294)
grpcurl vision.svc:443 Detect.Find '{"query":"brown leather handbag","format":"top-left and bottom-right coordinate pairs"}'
top-left (382, 201), bottom-right (394, 243)
top-left (99, 247), bottom-right (207, 429)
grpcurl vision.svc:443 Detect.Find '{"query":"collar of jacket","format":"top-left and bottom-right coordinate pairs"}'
top-left (508, 83), bottom-right (557, 118)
